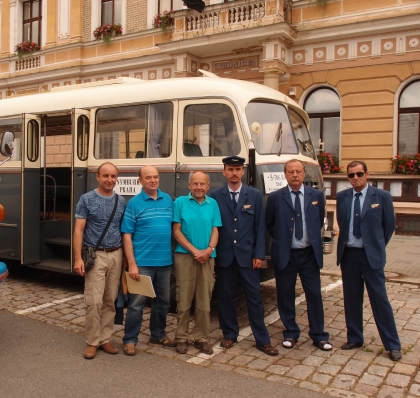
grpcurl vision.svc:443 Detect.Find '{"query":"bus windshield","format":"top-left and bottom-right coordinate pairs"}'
top-left (245, 101), bottom-right (298, 155)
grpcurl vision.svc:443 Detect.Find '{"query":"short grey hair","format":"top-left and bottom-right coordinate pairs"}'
top-left (188, 171), bottom-right (210, 183)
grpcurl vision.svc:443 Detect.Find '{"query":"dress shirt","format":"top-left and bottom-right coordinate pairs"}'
top-left (228, 184), bottom-right (242, 202)
top-left (288, 185), bottom-right (310, 249)
top-left (347, 184), bottom-right (369, 248)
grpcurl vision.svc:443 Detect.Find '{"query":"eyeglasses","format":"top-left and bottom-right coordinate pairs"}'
top-left (347, 172), bottom-right (365, 178)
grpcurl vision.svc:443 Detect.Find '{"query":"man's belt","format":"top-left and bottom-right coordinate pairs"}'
top-left (96, 246), bottom-right (122, 253)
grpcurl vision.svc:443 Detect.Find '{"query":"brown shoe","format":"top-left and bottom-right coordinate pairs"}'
top-left (176, 342), bottom-right (188, 354)
top-left (83, 345), bottom-right (97, 359)
top-left (98, 342), bottom-right (119, 355)
top-left (220, 338), bottom-right (237, 349)
top-left (149, 336), bottom-right (176, 347)
top-left (193, 341), bottom-right (213, 355)
top-left (123, 343), bottom-right (136, 356)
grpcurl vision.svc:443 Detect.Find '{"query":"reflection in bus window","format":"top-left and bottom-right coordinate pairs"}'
top-left (95, 102), bottom-right (173, 159)
top-left (183, 103), bottom-right (240, 157)
top-left (245, 102), bottom-right (298, 155)
top-left (289, 108), bottom-right (316, 159)
top-left (0, 119), bottom-right (22, 162)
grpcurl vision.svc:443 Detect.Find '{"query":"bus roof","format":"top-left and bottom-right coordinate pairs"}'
top-left (0, 74), bottom-right (309, 126)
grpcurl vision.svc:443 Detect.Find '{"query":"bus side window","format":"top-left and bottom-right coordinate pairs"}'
top-left (95, 102), bottom-right (173, 159)
top-left (183, 103), bottom-right (240, 157)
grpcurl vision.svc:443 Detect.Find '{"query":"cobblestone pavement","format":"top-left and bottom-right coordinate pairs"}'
top-left (0, 234), bottom-right (419, 398)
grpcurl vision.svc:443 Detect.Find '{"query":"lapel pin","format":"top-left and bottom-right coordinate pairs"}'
top-left (243, 205), bottom-right (251, 209)
top-left (312, 201), bottom-right (318, 205)
top-left (371, 204), bottom-right (379, 208)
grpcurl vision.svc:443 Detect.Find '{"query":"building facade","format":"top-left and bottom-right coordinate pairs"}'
top-left (0, 0), bottom-right (419, 233)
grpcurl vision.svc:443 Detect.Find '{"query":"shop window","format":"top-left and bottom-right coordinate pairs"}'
top-left (398, 80), bottom-right (420, 155)
top-left (304, 88), bottom-right (341, 157)
top-left (23, 0), bottom-right (42, 44)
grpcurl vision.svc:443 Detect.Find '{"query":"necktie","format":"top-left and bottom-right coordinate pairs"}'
top-left (292, 191), bottom-right (303, 240)
top-left (353, 192), bottom-right (362, 239)
top-left (231, 192), bottom-right (238, 208)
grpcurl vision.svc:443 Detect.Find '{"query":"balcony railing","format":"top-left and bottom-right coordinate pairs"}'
top-left (174, 0), bottom-right (287, 37)
top-left (15, 55), bottom-right (41, 72)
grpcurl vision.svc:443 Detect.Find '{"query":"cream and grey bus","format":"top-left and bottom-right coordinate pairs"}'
top-left (0, 71), bottom-right (323, 275)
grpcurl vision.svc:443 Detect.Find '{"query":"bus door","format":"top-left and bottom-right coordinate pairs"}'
top-left (71, 109), bottom-right (90, 271)
top-left (21, 114), bottom-right (42, 264)
top-left (175, 100), bottom-right (246, 197)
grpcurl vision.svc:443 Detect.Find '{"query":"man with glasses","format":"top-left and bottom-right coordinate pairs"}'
top-left (336, 160), bottom-right (401, 361)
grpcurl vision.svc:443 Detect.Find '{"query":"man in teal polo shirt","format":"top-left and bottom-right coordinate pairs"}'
top-left (173, 171), bottom-right (222, 355)
top-left (121, 166), bottom-right (175, 356)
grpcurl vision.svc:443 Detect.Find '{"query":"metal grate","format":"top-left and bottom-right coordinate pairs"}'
top-left (396, 213), bottom-right (420, 236)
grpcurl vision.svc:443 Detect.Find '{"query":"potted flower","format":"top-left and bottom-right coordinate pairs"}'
top-left (391, 153), bottom-right (420, 175)
top-left (93, 23), bottom-right (123, 44)
top-left (317, 151), bottom-right (340, 173)
top-left (14, 41), bottom-right (41, 58)
top-left (153, 10), bottom-right (174, 33)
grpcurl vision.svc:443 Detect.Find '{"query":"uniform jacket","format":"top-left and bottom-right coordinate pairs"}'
top-left (209, 184), bottom-right (265, 268)
top-left (336, 185), bottom-right (395, 269)
top-left (265, 185), bottom-right (325, 270)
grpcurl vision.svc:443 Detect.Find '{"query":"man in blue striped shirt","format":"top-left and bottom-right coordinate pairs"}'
top-left (121, 166), bottom-right (175, 356)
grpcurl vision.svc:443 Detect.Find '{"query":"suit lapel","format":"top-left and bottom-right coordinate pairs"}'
top-left (361, 185), bottom-right (374, 219)
top-left (222, 185), bottom-right (236, 214)
top-left (236, 185), bottom-right (248, 214)
top-left (303, 186), bottom-right (311, 210)
top-left (344, 189), bottom-right (353, 225)
top-left (282, 187), bottom-right (294, 210)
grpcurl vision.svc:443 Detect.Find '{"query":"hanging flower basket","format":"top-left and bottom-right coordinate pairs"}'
top-left (15, 41), bottom-right (41, 59)
top-left (153, 10), bottom-right (174, 33)
top-left (93, 23), bottom-right (123, 44)
top-left (317, 152), bottom-right (341, 173)
top-left (391, 154), bottom-right (420, 175)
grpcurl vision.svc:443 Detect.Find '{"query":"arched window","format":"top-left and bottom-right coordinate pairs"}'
top-left (304, 88), bottom-right (341, 156)
top-left (398, 80), bottom-right (420, 155)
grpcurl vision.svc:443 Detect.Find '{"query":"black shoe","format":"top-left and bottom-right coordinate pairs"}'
top-left (341, 342), bottom-right (363, 350)
top-left (389, 350), bottom-right (402, 361)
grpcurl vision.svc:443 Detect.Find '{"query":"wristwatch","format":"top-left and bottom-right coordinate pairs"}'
top-left (208, 246), bottom-right (215, 252)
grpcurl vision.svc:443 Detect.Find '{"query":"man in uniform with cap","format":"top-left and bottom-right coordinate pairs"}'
top-left (209, 156), bottom-right (278, 356)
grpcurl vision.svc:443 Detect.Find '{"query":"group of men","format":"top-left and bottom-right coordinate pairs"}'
top-left (74, 157), bottom-right (401, 362)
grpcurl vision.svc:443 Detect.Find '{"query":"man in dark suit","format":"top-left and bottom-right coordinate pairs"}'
top-left (336, 160), bottom-right (401, 361)
top-left (266, 159), bottom-right (331, 351)
top-left (209, 156), bottom-right (278, 356)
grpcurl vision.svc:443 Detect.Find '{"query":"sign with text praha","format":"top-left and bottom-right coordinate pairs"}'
top-left (115, 177), bottom-right (142, 196)
top-left (263, 172), bottom-right (287, 193)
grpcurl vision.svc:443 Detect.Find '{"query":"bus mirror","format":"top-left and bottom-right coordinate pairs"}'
top-left (0, 131), bottom-right (14, 156)
top-left (250, 122), bottom-right (262, 136)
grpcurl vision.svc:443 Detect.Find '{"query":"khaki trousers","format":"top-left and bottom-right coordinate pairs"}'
top-left (174, 253), bottom-right (215, 343)
top-left (84, 249), bottom-right (122, 346)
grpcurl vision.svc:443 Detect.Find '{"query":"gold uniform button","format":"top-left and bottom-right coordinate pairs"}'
top-left (234, 218), bottom-right (237, 221)
top-left (234, 240), bottom-right (237, 244)
top-left (234, 229), bottom-right (237, 232)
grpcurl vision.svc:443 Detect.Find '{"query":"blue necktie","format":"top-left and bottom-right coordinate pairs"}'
top-left (231, 192), bottom-right (238, 209)
top-left (353, 192), bottom-right (362, 239)
top-left (292, 191), bottom-right (303, 240)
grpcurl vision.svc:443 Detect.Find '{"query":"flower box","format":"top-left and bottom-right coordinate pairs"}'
top-left (93, 23), bottom-right (123, 44)
top-left (15, 41), bottom-right (41, 58)
top-left (153, 10), bottom-right (174, 33)
top-left (391, 154), bottom-right (420, 175)
top-left (317, 152), bottom-right (340, 173)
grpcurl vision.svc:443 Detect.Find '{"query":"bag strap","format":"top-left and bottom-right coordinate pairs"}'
top-left (93, 194), bottom-right (119, 251)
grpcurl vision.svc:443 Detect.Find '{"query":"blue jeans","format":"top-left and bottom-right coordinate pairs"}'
top-left (123, 265), bottom-right (172, 345)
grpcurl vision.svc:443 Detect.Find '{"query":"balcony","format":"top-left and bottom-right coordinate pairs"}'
top-left (172, 0), bottom-right (290, 39)
top-left (15, 55), bottom-right (41, 72)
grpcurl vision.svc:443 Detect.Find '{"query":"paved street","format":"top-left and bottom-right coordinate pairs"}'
top-left (0, 234), bottom-right (419, 398)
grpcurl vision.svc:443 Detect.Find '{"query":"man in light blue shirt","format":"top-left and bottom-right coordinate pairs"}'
top-left (121, 166), bottom-right (175, 356)
top-left (173, 171), bottom-right (222, 355)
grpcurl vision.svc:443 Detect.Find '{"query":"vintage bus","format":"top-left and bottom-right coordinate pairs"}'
top-left (0, 71), bottom-right (325, 276)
